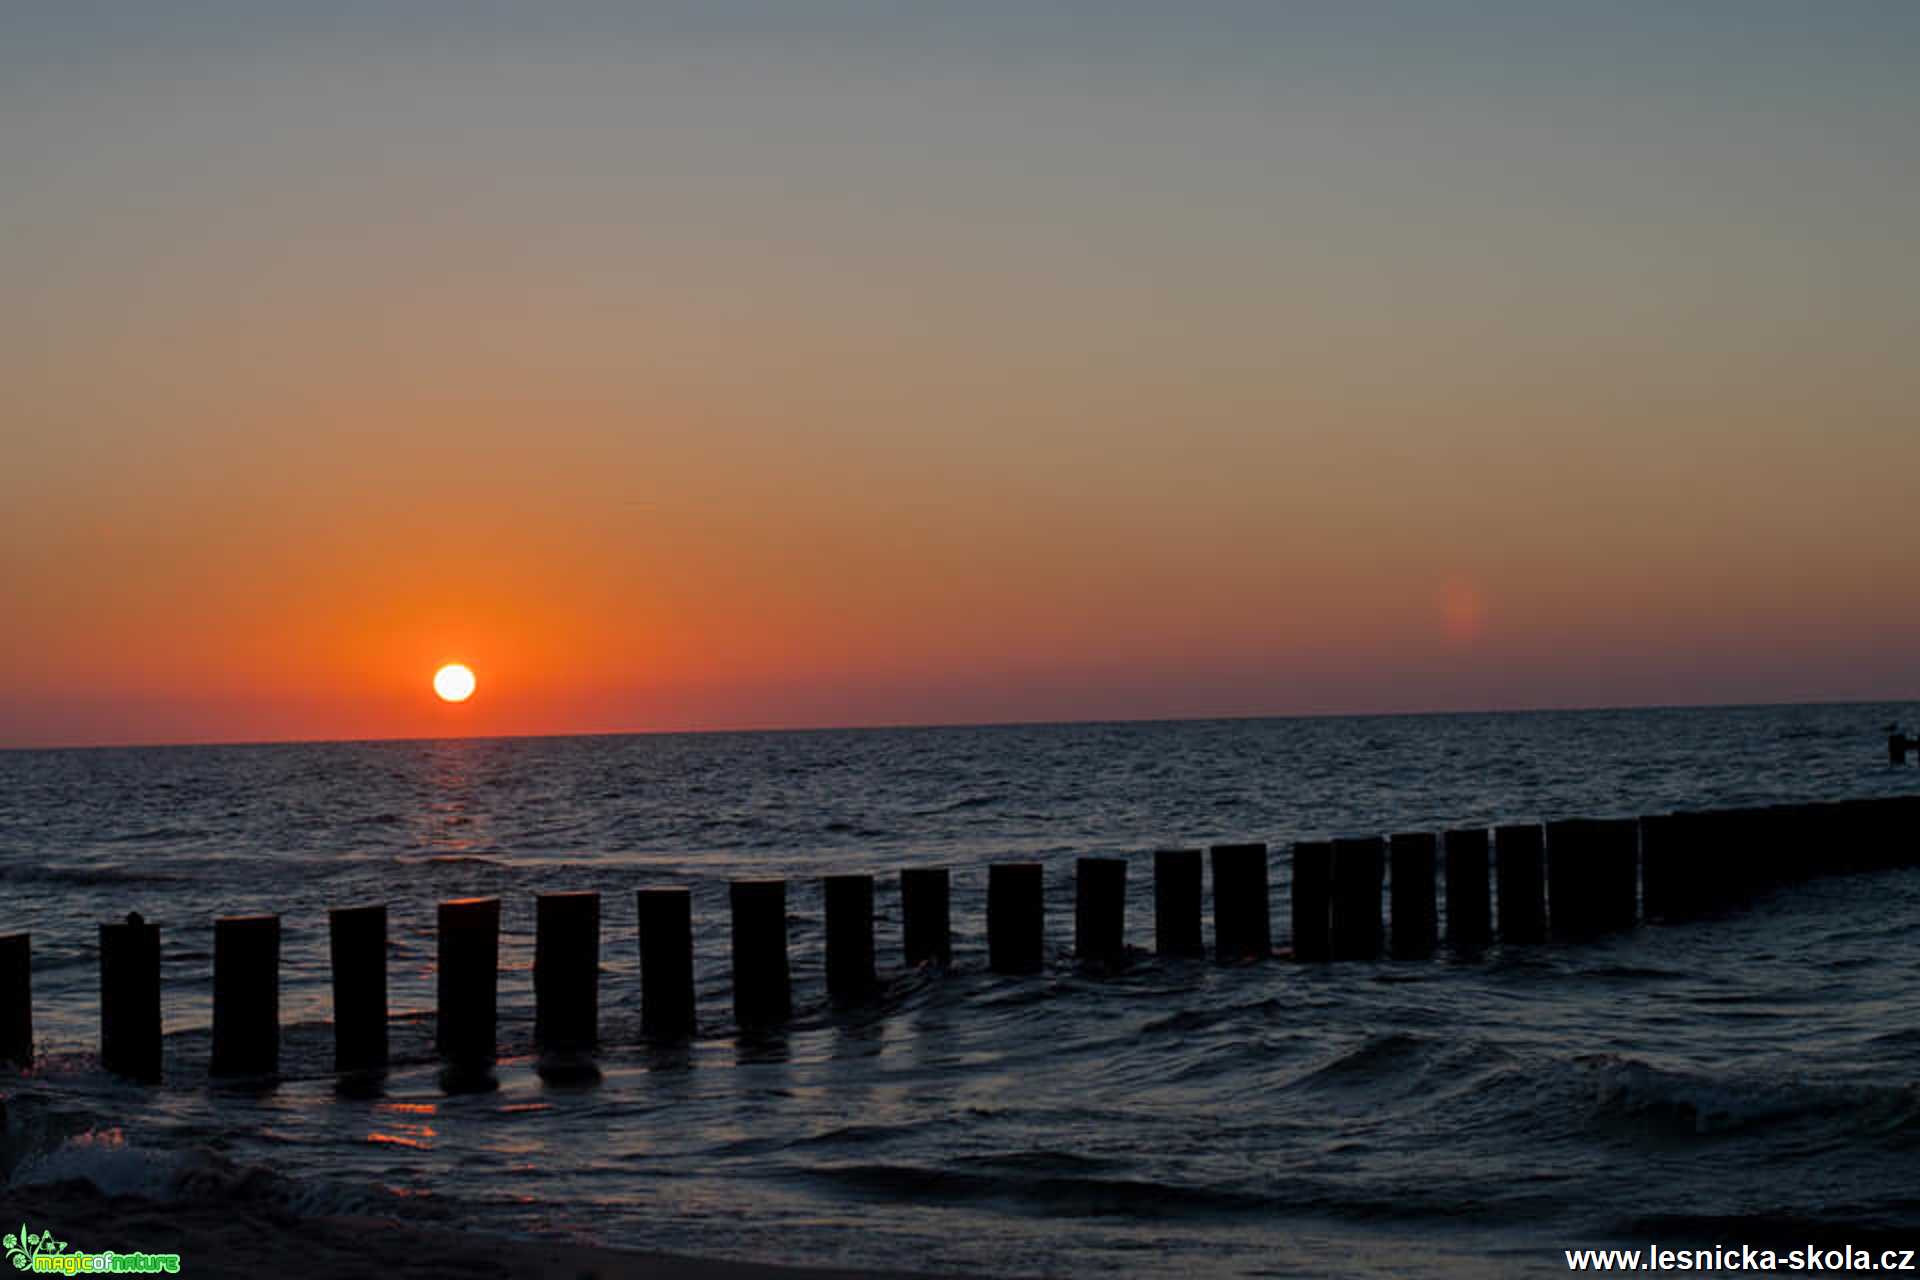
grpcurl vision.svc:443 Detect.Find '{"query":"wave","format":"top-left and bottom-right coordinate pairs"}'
top-left (0, 864), bottom-right (184, 888)
top-left (1494, 1054), bottom-right (1920, 1141)
top-left (102, 828), bottom-right (208, 844)
top-left (6, 1123), bottom-right (437, 1221)
top-left (805, 1161), bottom-right (1269, 1217)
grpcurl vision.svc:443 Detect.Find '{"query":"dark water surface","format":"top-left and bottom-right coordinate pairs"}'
top-left (3, 704), bottom-right (1919, 1276)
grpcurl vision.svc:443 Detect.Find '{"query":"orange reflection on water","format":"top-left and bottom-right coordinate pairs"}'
top-left (368, 1101), bottom-right (439, 1149)
top-left (366, 1128), bottom-right (435, 1150)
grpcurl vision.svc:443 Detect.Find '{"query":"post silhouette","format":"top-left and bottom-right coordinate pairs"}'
top-left (636, 887), bottom-right (696, 1040)
top-left (1389, 832), bottom-right (1438, 959)
top-left (211, 914), bottom-right (280, 1078)
top-left (824, 874), bottom-right (877, 1001)
top-left (0, 934), bottom-right (29, 1068)
top-left (1330, 837), bottom-right (1385, 961)
top-left (535, 891), bottom-right (600, 1053)
top-left (1074, 857), bottom-right (1127, 968)
top-left (1289, 841), bottom-right (1332, 962)
top-left (437, 897), bottom-right (500, 1069)
top-left (329, 905), bottom-right (387, 1074)
top-left (100, 912), bottom-right (161, 1083)
top-left (1495, 825), bottom-right (1546, 943)
top-left (1209, 843), bottom-right (1270, 962)
top-left (1153, 848), bottom-right (1204, 958)
top-left (988, 863), bottom-right (1045, 975)
top-left (730, 880), bottom-right (792, 1030)
top-left (1443, 828), bottom-right (1492, 948)
top-left (901, 868), bottom-right (951, 968)
top-left (1549, 817), bottom-right (1639, 939)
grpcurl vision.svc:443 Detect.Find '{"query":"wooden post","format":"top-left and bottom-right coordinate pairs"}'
top-left (436, 897), bottom-right (500, 1068)
top-left (1153, 848), bottom-right (1204, 958)
top-left (535, 891), bottom-right (600, 1053)
top-left (1289, 841), bottom-right (1332, 963)
top-left (1544, 819), bottom-right (1597, 940)
top-left (1388, 832), bottom-right (1438, 959)
top-left (1892, 795), bottom-right (1920, 868)
top-left (1329, 837), bottom-right (1385, 961)
top-left (1596, 817), bottom-right (1640, 931)
top-left (100, 912), bottom-right (161, 1083)
top-left (988, 863), bottom-right (1044, 975)
top-left (1443, 828), bottom-right (1492, 948)
top-left (1074, 857), bottom-right (1127, 968)
top-left (1495, 824), bottom-right (1546, 943)
top-left (1647, 810), bottom-right (1726, 921)
top-left (1209, 843), bottom-right (1270, 962)
top-left (636, 887), bottom-right (696, 1040)
top-left (0, 933), bottom-right (29, 1069)
top-left (900, 868), bottom-right (951, 968)
top-left (1717, 807), bottom-right (1765, 902)
top-left (824, 874), bottom-right (877, 1001)
top-left (1546, 819), bottom-right (1637, 940)
top-left (1768, 803), bottom-right (1817, 884)
top-left (1640, 814), bottom-right (1677, 922)
top-left (730, 880), bottom-right (791, 1029)
top-left (211, 914), bottom-right (280, 1078)
top-left (329, 905), bottom-right (387, 1074)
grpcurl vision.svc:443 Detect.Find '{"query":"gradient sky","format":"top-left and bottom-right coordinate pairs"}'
top-left (5, 2), bottom-right (1918, 747)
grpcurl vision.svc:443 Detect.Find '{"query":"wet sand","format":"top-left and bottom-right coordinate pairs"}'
top-left (4, 1181), bottom-right (968, 1280)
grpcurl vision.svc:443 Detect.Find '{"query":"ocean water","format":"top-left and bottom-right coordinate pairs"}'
top-left (2, 703), bottom-right (1919, 1277)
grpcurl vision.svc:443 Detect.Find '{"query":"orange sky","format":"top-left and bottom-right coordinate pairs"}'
top-left (4, 5), bottom-right (1918, 747)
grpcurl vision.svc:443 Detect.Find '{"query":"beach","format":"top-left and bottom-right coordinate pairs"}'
top-left (4, 1180), bottom-right (961, 1280)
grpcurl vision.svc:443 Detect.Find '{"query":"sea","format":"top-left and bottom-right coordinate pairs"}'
top-left (2, 702), bottom-right (1919, 1277)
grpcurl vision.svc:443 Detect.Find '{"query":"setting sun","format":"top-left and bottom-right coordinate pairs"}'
top-left (432, 664), bottom-right (476, 703)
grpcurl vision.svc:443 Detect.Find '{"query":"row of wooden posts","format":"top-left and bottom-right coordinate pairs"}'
top-left (3, 794), bottom-right (1915, 1085)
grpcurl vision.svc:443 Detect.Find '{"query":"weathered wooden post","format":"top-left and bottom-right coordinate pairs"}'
top-left (1640, 813), bottom-right (1681, 922)
top-left (1074, 857), bottom-right (1127, 968)
top-left (1330, 837), bottom-right (1385, 961)
top-left (211, 914), bottom-right (280, 1078)
top-left (988, 863), bottom-right (1045, 975)
top-left (1769, 803), bottom-right (1818, 883)
top-left (1546, 818), bottom-right (1637, 940)
top-left (1718, 807), bottom-right (1766, 902)
top-left (1893, 795), bottom-right (1920, 868)
top-left (636, 887), bottom-right (696, 1040)
top-left (535, 891), bottom-right (600, 1052)
top-left (1209, 843), bottom-right (1270, 962)
top-left (1289, 841), bottom-right (1333, 962)
top-left (1495, 824), bottom-right (1546, 943)
top-left (329, 904), bottom-right (387, 1074)
top-left (100, 912), bottom-right (162, 1083)
top-left (0, 933), bottom-right (29, 1069)
top-left (730, 880), bottom-right (792, 1029)
top-left (1153, 848), bottom-right (1204, 958)
top-left (1443, 827), bottom-right (1492, 948)
top-left (1388, 832), bottom-right (1438, 959)
top-left (901, 868), bottom-right (952, 968)
top-left (1544, 819), bottom-right (1596, 939)
top-left (824, 874), bottom-right (877, 1001)
top-left (1596, 817), bottom-right (1640, 930)
top-left (436, 897), bottom-right (500, 1069)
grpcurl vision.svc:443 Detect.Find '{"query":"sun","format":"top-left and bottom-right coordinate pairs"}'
top-left (432, 663), bottom-right (476, 703)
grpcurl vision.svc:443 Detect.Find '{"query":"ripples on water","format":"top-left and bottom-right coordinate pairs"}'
top-left (2, 703), bottom-right (1919, 1276)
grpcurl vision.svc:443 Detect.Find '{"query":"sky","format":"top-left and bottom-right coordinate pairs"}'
top-left (4, 2), bottom-right (1918, 748)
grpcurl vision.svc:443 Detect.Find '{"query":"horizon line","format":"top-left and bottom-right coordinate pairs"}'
top-left (2, 694), bottom-right (1910, 755)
